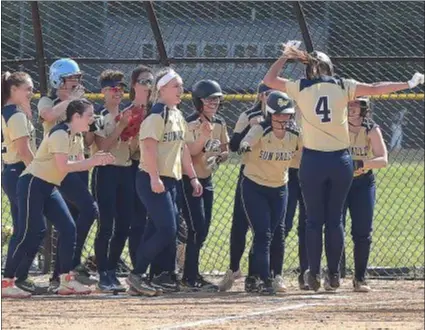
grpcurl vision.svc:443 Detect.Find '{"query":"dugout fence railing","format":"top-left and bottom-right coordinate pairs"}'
top-left (1, 1), bottom-right (424, 280)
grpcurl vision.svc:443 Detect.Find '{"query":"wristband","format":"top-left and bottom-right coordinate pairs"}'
top-left (189, 176), bottom-right (198, 182)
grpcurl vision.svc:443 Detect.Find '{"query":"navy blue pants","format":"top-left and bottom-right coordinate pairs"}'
top-left (3, 174), bottom-right (76, 278)
top-left (229, 165), bottom-right (250, 273)
top-left (129, 160), bottom-right (148, 268)
top-left (240, 175), bottom-right (288, 281)
top-left (299, 148), bottom-right (353, 276)
top-left (147, 180), bottom-right (184, 279)
top-left (92, 165), bottom-right (134, 273)
top-left (2, 162), bottom-right (35, 281)
top-left (52, 171), bottom-right (98, 279)
top-left (180, 175), bottom-right (213, 282)
top-left (134, 171), bottom-right (178, 275)
top-left (342, 171), bottom-right (376, 281)
top-left (270, 168), bottom-right (307, 276)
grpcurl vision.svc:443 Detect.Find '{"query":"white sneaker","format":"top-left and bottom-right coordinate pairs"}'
top-left (272, 275), bottom-right (287, 293)
top-left (57, 273), bottom-right (92, 295)
top-left (353, 279), bottom-right (371, 293)
top-left (2, 278), bottom-right (31, 298)
top-left (218, 269), bottom-right (235, 292)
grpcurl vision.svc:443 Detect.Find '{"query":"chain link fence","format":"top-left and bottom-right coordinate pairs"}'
top-left (2, 1), bottom-right (424, 279)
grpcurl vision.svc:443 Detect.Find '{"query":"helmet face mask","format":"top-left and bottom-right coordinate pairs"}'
top-left (265, 91), bottom-right (296, 130)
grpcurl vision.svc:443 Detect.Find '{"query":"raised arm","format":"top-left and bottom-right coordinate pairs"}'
top-left (263, 57), bottom-right (290, 92)
top-left (355, 72), bottom-right (424, 97)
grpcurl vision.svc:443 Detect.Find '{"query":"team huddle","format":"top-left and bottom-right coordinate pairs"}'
top-left (2, 41), bottom-right (424, 298)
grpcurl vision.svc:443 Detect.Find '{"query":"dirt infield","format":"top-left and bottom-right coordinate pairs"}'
top-left (2, 279), bottom-right (424, 330)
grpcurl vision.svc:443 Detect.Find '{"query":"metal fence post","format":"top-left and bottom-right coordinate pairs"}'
top-left (292, 2), bottom-right (314, 53)
top-left (143, 1), bottom-right (170, 67)
top-left (31, 1), bottom-right (52, 274)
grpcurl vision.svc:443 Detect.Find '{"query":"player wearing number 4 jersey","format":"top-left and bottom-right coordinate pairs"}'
top-left (264, 40), bottom-right (424, 292)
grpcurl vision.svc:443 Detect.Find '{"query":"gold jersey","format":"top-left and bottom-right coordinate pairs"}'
top-left (22, 123), bottom-right (81, 185)
top-left (349, 117), bottom-right (378, 177)
top-left (286, 76), bottom-right (358, 152)
top-left (93, 107), bottom-right (132, 167)
top-left (242, 122), bottom-right (300, 187)
top-left (1, 104), bottom-right (37, 165)
top-left (186, 112), bottom-right (230, 179)
top-left (139, 103), bottom-right (193, 180)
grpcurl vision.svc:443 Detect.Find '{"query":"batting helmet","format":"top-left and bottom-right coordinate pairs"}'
top-left (265, 91), bottom-right (296, 118)
top-left (192, 80), bottom-right (223, 111)
top-left (49, 58), bottom-right (82, 89)
top-left (306, 51), bottom-right (334, 79)
top-left (358, 97), bottom-right (371, 117)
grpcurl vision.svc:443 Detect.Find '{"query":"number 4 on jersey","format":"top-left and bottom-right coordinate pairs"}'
top-left (315, 96), bottom-right (331, 123)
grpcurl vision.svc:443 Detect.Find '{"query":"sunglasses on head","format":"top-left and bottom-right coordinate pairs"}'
top-left (136, 78), bottom-right (153, 86)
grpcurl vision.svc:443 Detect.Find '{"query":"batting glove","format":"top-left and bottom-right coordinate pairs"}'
top-left (238, 141), bottom-right (252, 155)
top-left (204, 139), bottom-right (221, 153)
top-left (407, 72), bottom-right (424, 89)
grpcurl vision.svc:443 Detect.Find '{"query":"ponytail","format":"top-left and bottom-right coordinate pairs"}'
top-left (1, 71), bottom-right (12, 108)
top-left (1, 71), bottom-right (32, 108)
top-left (64, 99), bottom-right (92, 123)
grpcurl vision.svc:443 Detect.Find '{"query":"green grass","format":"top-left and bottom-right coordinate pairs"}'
top-left (2, 154), bottom-right (424, 275)
top-left (199, 160), bottom-right (424, 274)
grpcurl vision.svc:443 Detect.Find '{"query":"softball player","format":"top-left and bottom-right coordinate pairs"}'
top-left (342, 98), bottom-right (388, 292)
top-left (180, 79), bottom-right (229, 291)
top-left (1, 71), bottom-right (39, 297)
top-left (2, 99), bottom-right (114, 298)
top-left (49, 132), bottom-right (99, 291)
top-left (91, 70), bottom-right (134, 292)
top-left (219, 82), bottom-right (271, 292)
top-left (238, 91), bottom-right (300, 295)
top-left (38, 61), bottom-right (99, 290)
top-left (268, 113), bottom-right (305, 293)
top-left (38, 58), bottom-right (85, 135)
top-left (127, 65), bottom-right (154, 268)
top-left (276, 110), bottom-right (309, 290)
top-left (263, 41), bottom-right (424, 291)
top-left (127, 68), bottom-right (202, 296)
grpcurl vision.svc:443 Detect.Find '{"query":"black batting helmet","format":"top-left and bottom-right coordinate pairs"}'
top-left (358, 97), bottom-right (371, 117)
top-left (192, 80), bottom-right (223, 111)
top-left (265, 91), bottom-right (296, 117)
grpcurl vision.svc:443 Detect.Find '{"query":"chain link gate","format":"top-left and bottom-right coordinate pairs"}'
top-left (2, 1), bottom-right (424, 279)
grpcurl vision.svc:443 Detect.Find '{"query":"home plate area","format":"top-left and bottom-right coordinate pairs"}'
top-left (1, 279), bottom-right (423, 329)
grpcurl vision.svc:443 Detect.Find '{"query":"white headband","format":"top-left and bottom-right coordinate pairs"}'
top-left (157, 70), bottom-right (179, 89)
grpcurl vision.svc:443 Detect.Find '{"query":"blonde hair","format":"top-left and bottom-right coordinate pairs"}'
top-left (150, 67), bottom-right (179, 104)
